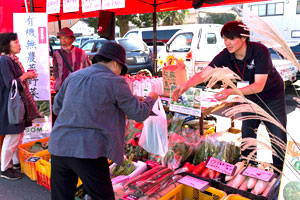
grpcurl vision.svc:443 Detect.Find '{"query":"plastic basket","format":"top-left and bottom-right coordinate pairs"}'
top-left (18, 137), bottom-right (50, 181)
top-left (224, 194), bottom-right (250, 200)
top-left (159, 184), bottom-right (227, 200)
top-left (35, 156), bottom-right (82, 191)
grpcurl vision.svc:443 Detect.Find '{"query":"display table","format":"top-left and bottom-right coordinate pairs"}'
top-left (161, 97), bottom-right (234, 135)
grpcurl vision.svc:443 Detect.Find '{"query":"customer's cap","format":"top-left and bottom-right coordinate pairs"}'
top-left (97, 41), bottom-right (128, 75)
top-left (57, 27), bottom-right (75, 39)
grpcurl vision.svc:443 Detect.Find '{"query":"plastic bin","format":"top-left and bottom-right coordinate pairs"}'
top-left (35, 155), bottom-right (82, 191)
top-left (224, 194), bottom-right (250, 200)
top-left (18, 137), bottom-right (50, 181)
top-left (159, 184), bottom-right (227, 200)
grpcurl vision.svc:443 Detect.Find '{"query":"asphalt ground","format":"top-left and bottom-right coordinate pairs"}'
top-left (0, 82), bottom-right (299, 200)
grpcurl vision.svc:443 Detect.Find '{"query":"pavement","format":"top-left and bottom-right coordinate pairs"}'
top-left (0, 82), bottom-right (299, 200)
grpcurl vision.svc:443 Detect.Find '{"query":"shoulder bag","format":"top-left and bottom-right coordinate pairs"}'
top-left (58, 50), bottom-right (74, 73)
top-left (8, 79), bottom-right (25, 124)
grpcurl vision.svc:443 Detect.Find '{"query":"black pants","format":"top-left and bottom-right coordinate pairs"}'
top-left (51, 155), bottom-right (115, 200)
top-left (241, 95), bottom-right (287, 171)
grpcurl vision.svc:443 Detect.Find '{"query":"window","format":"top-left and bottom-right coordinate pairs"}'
top-left (168, 32), bottom-right (193, 52)
top-left (80, 41), bottom-right (94, 52)
top-left (142, 29), bottom-right (180, 46)
top-left (251, 2), bottom-right (284, 16)
top-left (124, 31), bottom-right (138, 39)
top-left (297, 0), bottom-right (300, 14)
top-left (69, 19), bottom-right (72, 24)
top-left (206, 33), bottom-right (217, 44)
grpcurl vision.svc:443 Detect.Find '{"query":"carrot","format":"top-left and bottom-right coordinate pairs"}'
top-left (192, 162), bottom-right (206, 175)
top-left (262, 177), bottom-right (277, 197)
top-left (247, 177), bottom-right (258, 190)
top-left (225, 161), bottom-right (245, 182)
top-left (253, 180), bottom-right (268, 195)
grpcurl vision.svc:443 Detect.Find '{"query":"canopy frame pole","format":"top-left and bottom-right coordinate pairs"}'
top-left (29, 0), bottom-right (34, 12)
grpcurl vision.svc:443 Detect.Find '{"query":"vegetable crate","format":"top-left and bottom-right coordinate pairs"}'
top-left (18, 137), bottom-right (50, 181)
top-left (35, 155), bottom-right (82, 191)
top-left (159, 184), bottom-right (227, 200)
top-left (224, 194), bottom-right (250, 200)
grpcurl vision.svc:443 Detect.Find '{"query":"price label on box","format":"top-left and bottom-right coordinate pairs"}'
top-left (178, 175), bottom-right (210, 192)
top-left (205, 157), bottom-right (236, 176)
top-left (241, 166), bottom-right (275, 182)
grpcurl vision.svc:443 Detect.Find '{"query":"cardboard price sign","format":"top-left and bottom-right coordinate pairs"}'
top-left (205, 157), bottom-right (236, 176)
top-left (241, 166), bottom-right (275, 182)
top-left (178, 175), bottom-right (210, 192)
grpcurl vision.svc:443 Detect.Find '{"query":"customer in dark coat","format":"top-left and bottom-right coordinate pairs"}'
top-left (0, 33), bottom-right (39, 180)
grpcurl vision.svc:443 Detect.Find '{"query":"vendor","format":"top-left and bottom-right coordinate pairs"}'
top-left (172, 21), bottom-right (287, 171)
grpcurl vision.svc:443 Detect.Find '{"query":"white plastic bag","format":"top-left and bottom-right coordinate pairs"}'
top-left (139, 97), bottom-right (168, 157)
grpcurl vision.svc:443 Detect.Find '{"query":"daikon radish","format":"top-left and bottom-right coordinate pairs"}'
top-left (239, 177), bottom-right (249, 191)
top-left (253, 180), bottom-right (268, 195)
top-left (262, 177), bottom-right (278, 197)
top-left (225, 161), bottom-right (245, 182)
top-left (231, 173), bottom-right (247, 188)
top-left (247, 177), bottom-right (258, 190)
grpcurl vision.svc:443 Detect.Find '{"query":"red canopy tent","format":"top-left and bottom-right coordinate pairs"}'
top-left (19, 0), bottom-right (269, 21)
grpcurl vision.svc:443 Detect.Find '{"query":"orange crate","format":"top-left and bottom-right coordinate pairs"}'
top-left (224, 194), bottom-right (250, 200)
top-left (160, 184), bottom-right (227, 200)
top-left (35, 155), bottom-right (82, 191)
top-left (18, 137), bottom-right (50, 181)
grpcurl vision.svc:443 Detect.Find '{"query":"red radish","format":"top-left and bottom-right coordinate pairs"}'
top-left (225, 161), bottom-right (245, 182)
top-left (230, 173), bottom-right (247, 188)
top-left (253, 180), bottom-right (268, 195)
top-left (192, 162), bottom-right (206, 175)
top-left (247, 177), bottom-right (258, 190)
top-left (215, 171), bottom-right (221, 178)
top-left (200, 167), bottom-right (210, 178)
top-left (208, 169), bottom-right (216, 179)
top-left (262, 177), bottom-right (277, 197)
top-left (239, 177), bottom-right (249, 191)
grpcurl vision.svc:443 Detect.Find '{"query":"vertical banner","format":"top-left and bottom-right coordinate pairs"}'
top-left (46, 0), bottom-right (60, 14)
top-left (13, 13), bottom-right (52, 143)
top-left (63, 0), bottom-right (79, 13)
top-left (102, 0), bottom-right (125, 10)
top-left (82, 0), bottom-right (101, 13)
top-left (278, 137), bottom-right (300, 200)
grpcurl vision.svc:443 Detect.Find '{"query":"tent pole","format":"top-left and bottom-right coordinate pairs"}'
top-left (29, 0), bottom-right (34, 12)
top-left (57, 14), bottom-right (62, 30)
top-left (153, 0), bottom-right (157, 76)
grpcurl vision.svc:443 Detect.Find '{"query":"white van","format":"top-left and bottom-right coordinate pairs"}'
top-left (123, 25), bottom-right (192, 52)
top-left (157, 24), bottom-right (225, 78)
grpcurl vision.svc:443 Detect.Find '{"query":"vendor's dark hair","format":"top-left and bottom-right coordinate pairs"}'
top-left (0, 33), bottom-right (18, 54)
top-left (92, 54), bottom-right (112, 64)
top-left (221, 21), bottom-right (250, 42)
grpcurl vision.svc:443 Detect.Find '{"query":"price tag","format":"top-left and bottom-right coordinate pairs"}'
top-left (178, 175), bottom-right (210, 192)
top-left (241, 166), bottom-right (275, 182)
top-left (205, 157), bottom-right (236, 176)
top-left (26, 156), bottom-right (41, 163)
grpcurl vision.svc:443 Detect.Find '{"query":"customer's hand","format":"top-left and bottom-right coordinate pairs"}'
top-left (148, 92), bottom-right (159, 101)
top-left (21, 71), bottom-right (38, 81)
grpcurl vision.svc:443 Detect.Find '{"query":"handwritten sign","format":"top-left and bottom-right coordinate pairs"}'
top-left (206, 157), bottom-right (236, 176)
top-left (102, 0), bottom-right (125, 10)
top-left (82, 0), bottom-right (101, 13)
top-left (46, 0), bottom-right (60, 14)
top-left (241, 166), bottom-right (275, 182)
top-left (63, 0), bottom-right (79, 13)
top-left (178, 175), bottom-right (210, 192)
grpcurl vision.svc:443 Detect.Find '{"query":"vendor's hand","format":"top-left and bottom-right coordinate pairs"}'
top-left (172, 86), bottom-right (185, 101)
top-left (214, 89), bottom-right (232, 101)
top-left (148, 92), bottom-right (159, 101)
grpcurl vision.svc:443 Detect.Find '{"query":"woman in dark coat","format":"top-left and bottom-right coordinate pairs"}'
top-left (0, 33), bottom-right (39, 180)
